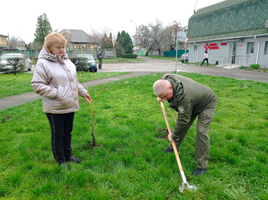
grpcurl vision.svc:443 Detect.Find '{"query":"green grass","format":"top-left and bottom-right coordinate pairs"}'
top-left (0, 72), bottom-right (128, 99)
top-left (146, 55), bottom-right (177, 61)
top-left (100, 58), bottom-right (145, 63)
top-left (239, 66), bottom-right (268, 72)
top-left (0, 73), bottom-right (268, 199)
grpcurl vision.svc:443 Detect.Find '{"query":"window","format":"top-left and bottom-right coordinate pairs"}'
top-left (1, 37), bottom-right (5, 43)
top-left (246, 42), bottom-right (254, 54)
top-left (194, 46), bottom-right (197, 51)
top-left (264, 41), bottom-right (268, 55)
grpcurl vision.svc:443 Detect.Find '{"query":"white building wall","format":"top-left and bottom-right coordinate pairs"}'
top-left (188, 36), bottom-right (268, 68)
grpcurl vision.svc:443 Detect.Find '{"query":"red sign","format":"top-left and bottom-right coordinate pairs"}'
top-left (184, 37), bottom-right (190, 44)
top-left (209, 43), bottom-right (217, 46)
top-left (204, 43), bottom-right (219, 50)
top-left (221, 43), bottom-right (227, 46)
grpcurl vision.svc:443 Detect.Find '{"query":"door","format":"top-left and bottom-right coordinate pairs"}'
top-left (228, 43), bottom-right (233, 65)
top-left (232, 43), bottom-right (237, 64)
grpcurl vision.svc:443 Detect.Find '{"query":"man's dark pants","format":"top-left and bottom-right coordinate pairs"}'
top-left (46, 112), bottom-right (74, 164)
top-left (98, 59), bottom-right (102, 69)
top-left (170, 97), bottom-right (217, 169)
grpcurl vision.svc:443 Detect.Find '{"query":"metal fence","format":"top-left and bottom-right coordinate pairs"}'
top-left (213, 55), bottom-right (250, 67)
top-left (163, 50), bottom-right (189, 58)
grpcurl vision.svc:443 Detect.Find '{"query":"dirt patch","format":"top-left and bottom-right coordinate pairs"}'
top-left (155, 128), bottom-right (169, 138)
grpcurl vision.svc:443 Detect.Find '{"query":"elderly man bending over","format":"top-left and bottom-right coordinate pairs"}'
top-left (153, 73), bottom-right (217, 176)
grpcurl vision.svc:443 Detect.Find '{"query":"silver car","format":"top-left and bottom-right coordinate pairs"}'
top-left (0, 53), bottom-right (32, 72)
top-left (76, 54), bottom-right (97, 72)
top-left (180, 53), bottom-right (189, 63)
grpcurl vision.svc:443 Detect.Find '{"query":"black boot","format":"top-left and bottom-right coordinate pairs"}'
top-left (66, 155), bottom-right (81, 163)
top-left (161, 147), bottom-right (174, 153)
top-left (192, 167), bottom-right (207, 176)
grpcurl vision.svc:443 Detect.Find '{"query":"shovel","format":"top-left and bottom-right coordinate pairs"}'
top-left (160, 102), bottom-right (197, 193)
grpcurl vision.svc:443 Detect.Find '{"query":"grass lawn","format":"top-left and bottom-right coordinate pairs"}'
top-left (0, 72), bottom-right (129, 99)
top-left (100, 58), bottom-right (145, 63)
top-left (146, 55), bottom-right (178, 62)
top-left (0, 73), bottom-right (267, 199)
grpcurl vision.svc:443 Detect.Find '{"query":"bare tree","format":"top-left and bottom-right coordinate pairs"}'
top-left (161, 20), bottom-right (183, 51)
top-left (7, 35), bottom-right (23, 49)
top-left (135, 19), bottom-right (164, 57)
top-left (88, 27), bottom-right (111, 50)
top-left (135, 25), bottom-right (154, 56)
top-left (148, 19), bottom-right (164, 56)
top-left (135, 19), bottom-right (187, 55)
top-left (23, 42), bottom-right (32, 50)
top-left (60, 29), bottom-right (72, 48)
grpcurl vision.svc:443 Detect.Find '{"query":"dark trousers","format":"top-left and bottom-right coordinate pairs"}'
top-left (169, 97), bottom-right (217, 169)
top-left (98, 59), bottom-right (102, 69)
top-left (201, 58), bottom-right (209, 66)
top-left (46, 112), bottom-right (74, 164)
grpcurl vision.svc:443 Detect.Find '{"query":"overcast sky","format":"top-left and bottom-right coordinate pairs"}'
top-left (1, 0), bottom-right (224, 43)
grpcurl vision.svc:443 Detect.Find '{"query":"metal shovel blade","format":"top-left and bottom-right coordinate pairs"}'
top-left (179, 181), bottom-right (197, 193)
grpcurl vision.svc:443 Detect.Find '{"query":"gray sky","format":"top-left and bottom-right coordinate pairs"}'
top-left (1, 0), bottom-right (224, 43)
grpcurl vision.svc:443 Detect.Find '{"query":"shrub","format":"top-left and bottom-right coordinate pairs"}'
top-left (3, 57), bottom-right (26, 75)
top-left (240, 66), bottom-right (245, 69)
top-left (250, 64), bottom-right (260, 69)
top-left (121, 54), bottom-right (138, 59)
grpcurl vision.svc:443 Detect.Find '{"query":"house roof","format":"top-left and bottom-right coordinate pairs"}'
top-left (0, 34), bottom-right (8, 37)
top-left (188, 0), bottom-right (268, 42)
top-left (60, 29), bottom-right (90, 44)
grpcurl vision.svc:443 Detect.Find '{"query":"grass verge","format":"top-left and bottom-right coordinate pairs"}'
top-left (100, 58), bottom-right (145, 63)
top-left (0, 73), bottom-right (267, 199)
top-left (0, 72), bottom-right (128, 99)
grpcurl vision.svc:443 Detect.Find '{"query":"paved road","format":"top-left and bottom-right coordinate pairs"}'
top-left (1, 56), bottom-right (267, 110)
top-left (99, 56), bottom-right (268, 83)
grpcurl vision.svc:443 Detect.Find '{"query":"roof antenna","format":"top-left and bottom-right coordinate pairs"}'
top-left (194, 0), bottom-right (199, 14)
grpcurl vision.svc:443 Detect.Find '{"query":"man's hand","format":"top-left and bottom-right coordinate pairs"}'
top-left (168, 133), bottom-right (173, 143)
top-left (157, 97), bottom-right (164, 103)
top-left (84, 94), bottom-right (92, 104)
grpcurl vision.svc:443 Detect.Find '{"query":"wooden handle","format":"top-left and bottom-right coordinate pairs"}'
top-left (160, 102), bottom-right (184, 172)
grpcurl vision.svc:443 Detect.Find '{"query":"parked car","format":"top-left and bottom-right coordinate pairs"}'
top-left (0, 53), bottom-right (32, 72)
top-left (180, 53), bottom-right (189, 63)
top-left (76, 54), bottom-right (97, 72)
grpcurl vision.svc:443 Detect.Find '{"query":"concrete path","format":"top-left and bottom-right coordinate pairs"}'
top-left (1, 56), bottom-right (268, 110)
top-left (0, 72), bottom-right (153, 110)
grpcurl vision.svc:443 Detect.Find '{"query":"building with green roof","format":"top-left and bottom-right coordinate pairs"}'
top-left (187, 0), bottom-right (268, 67)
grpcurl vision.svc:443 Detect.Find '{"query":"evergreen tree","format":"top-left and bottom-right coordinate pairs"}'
top-left (34, 13), bottom-right (52, 47)
top-left (116, 31), bottom-right (133, 54)
top-left (116, 32), bottom-right (121, 42)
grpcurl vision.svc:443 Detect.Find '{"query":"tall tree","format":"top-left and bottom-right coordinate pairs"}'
top-left (102, 33), bottom-right (113, 49)
top-left (34, 13), bottom-right (52, 47)
top-left (88, 27), bottom-right (111, 50)
top-left (116, 31), bottom-right (134, 54)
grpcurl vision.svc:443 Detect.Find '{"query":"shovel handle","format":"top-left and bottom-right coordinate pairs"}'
top-left (160, 102), bottom-right (184, 172)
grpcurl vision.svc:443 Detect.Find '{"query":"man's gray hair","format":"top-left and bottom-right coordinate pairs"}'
top-left (153, 80), bottom-right (169, 96)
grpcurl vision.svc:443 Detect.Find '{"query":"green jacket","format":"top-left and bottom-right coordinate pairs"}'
top-left (161, 74), bottom-right (217, 133)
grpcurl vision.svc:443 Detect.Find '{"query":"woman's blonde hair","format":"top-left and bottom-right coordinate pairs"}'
top-left (44, 32), bottom-right (67, 53)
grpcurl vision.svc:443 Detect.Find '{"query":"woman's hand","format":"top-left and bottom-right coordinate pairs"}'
top-left (84, 94), bottom-right (92, 104)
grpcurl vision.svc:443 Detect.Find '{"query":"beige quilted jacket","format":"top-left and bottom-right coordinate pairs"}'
top-left (31, 47), bottom-right (88, 114)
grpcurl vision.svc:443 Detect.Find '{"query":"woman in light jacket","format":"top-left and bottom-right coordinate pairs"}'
top-left (31, 32), bottom-right (92, 170)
